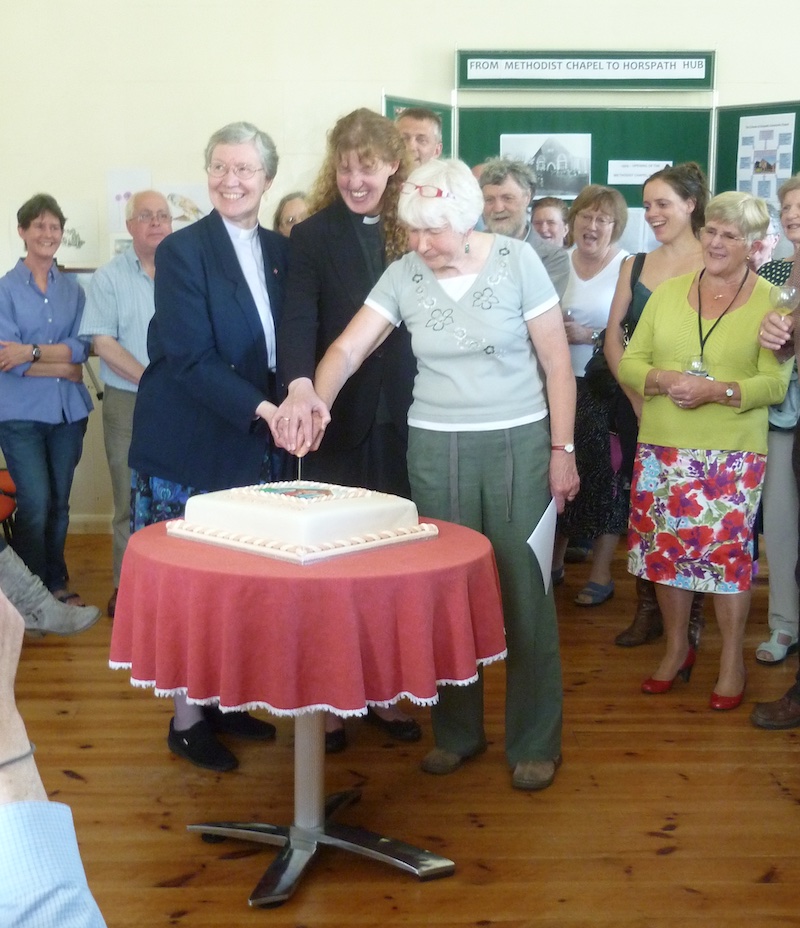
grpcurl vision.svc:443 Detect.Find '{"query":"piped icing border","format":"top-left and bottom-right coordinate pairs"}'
top-left (166, 519), bottom-right (439, 565)
top-left (225, 482), bottom-right (371, 507)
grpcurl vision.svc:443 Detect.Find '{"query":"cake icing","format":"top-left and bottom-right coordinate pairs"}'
top-left (167, 481), bottom-right (438, 564)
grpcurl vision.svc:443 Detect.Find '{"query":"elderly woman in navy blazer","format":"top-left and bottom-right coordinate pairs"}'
top-left (128, 121), bottom-right (289, 772)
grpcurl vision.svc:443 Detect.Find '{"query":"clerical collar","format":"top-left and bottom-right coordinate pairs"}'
top-left (221, 216), bottom-right (259, 240)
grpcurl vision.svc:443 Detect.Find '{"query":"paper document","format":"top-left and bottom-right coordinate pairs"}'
top-left (527, 498), bottom-right (558, 593)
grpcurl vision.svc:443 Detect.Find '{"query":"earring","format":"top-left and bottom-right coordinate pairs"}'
top-left (464, 241), bottom-right (470, 254)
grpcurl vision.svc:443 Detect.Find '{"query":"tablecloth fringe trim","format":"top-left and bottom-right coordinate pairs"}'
top-left (477, 649), bottom-right (507, 667)
top-left (108, 656), bottom-right (510, 712)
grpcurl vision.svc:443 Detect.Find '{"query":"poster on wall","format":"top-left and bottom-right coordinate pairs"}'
top-left (500, 133), bottom-right (591, 199)
top-left (57, 200), bottom-right (100, 268)
top-left (107, 169), bottom-right (152, 235)
top-left (737, 113), bottom-right (795, 204)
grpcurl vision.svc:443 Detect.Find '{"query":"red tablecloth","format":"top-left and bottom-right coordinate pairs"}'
top-left (109, 519), bottom-right (506, 716)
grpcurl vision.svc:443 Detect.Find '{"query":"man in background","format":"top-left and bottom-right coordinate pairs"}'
top-left (79, 191), bottom-right (172, 617)
top-left (395, 107), bottom-right (443, 168)
top-left (479, 158), bottom-right (570, 299)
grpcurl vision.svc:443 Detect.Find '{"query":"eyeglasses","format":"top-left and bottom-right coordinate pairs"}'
top-left (700, 226), bottom-right (745, 244)
top-left (576, 211), bottom-right (615, 228)
top-left (134, 211), bottom-right (171, 224)
top-left (401, 182), bottom-right (454, 199)
top-left (207, 162), bottom-right (265, 180)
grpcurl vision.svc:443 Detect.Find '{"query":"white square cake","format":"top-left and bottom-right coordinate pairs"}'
top-left (167, 481), bottom-right (438, 564)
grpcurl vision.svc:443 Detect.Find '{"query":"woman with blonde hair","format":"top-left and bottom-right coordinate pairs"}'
top-left (277, 108), bottom-right (419, 752)
top-left (619, 191), bottom-right (791, 710)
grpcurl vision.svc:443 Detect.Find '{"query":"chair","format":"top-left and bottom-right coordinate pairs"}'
top-left (0, 469), bottom-right (16, 543)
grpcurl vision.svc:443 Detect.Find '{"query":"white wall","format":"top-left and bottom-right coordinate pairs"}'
top-left (3, 0), bottom-right (799, 528)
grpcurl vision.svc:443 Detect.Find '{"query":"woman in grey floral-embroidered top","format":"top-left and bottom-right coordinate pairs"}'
top-left (273, 159), bottom-right (578, 792)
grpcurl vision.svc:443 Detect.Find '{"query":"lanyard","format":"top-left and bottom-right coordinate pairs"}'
top-left (696, 267), bottom-right (749, 363)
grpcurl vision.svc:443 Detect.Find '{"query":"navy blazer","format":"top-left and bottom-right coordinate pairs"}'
top-left (278, 198), bottom-right (415, 453)
top-left (129, 210), bottom-right (289, 491)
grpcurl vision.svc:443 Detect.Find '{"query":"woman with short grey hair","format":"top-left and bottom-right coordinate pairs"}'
top-left (127, 121), bottom-right (289, 771)
top-left (204, 120), bottom-right (279, 180)
top-left (275, 159), bottom-right (578, 791)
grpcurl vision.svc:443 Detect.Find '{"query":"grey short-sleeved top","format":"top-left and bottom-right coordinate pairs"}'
top-left (366, 235), bottom-right (558, 430)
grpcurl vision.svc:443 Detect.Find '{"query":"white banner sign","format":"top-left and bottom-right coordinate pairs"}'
top-left (466, 57), bottom-right (707, 81)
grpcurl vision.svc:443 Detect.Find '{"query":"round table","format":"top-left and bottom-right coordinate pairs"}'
top-left (110, 519), bottom-right (506, 906)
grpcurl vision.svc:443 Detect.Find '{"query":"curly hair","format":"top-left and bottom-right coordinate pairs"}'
top-left (308, 108), bottom-right (411, 262)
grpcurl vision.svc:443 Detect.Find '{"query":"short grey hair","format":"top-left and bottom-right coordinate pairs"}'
top-left (477, 157), bottom-right (536, 197)
top-left (204, 121), bottom-right (279, 180)
top-left (124, 190), bottom-right (168, 222)
top-left (398, 159), bottom-right (484, 234)
top-left (704, 191), bottom-right (769, 246)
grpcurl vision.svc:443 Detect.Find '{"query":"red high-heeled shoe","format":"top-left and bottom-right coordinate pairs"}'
top-left (641, 648), bottom-right (696, 694)
top-left (709, 687), bottom-right (745, 711)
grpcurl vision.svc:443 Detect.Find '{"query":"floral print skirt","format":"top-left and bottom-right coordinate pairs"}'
top-left (627, 444), bottom-right (766, 593)
top-left (130, 472), bottom-right (198, 533)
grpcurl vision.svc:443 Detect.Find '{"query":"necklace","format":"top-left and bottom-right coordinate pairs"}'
top-left (696, 266), bottom-right (749, 364)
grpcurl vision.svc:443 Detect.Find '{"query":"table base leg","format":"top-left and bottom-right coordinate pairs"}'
top-left (319, 822), bottom-right (455, 879)
top-left (248, 830), bottom-right (319, 907)
top-left (188, 790), bottom-right (454, 907)
top-left (187, 713), bottom-right (454, 907)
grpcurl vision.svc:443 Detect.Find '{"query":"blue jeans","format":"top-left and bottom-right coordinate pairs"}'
top-left (0, 419), bottom-right (87, 591)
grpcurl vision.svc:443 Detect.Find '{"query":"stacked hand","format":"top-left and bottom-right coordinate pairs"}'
top-left (662, 371), bottom-right (719, 410)
top-left (269, 379), bottom-right (331, 457)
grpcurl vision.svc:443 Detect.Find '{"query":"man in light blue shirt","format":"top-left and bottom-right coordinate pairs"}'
top-left (0, 588), bottom-right (106, 928)
top-left (79, 192), bottom-right (172, 617)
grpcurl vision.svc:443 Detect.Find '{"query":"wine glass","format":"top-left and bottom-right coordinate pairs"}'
top-left (769, 285), bottom-right (800, 315)
top-left (685, 355), bottom-right (708, 377)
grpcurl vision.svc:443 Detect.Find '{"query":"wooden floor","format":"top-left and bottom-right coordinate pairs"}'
top-left (16, 534), bottom-right (800, 927)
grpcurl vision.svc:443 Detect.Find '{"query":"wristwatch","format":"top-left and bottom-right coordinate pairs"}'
top-left (31, 344), bottom-right (41, 362)
top-left (551, 443), bottom-right (575, 453)
top-left (591, 330), bottom-right (601, 346)
top-left (724, 385), bottom-right (734, 399)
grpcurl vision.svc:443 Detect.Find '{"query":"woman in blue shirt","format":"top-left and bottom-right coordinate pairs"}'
top-left (0, 195), bottom-right (92, 605)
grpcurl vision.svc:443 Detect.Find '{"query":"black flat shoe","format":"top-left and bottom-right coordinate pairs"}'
top-left (168, 718), bottom-right (238, 772)
top-left (366, 708), bottom-right (422, 742)
top-left (325, 726), bottom-right (347, 754)
top-left (204, 706), bottom-right (276, 741)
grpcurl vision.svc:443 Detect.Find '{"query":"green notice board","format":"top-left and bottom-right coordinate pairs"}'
top-left (459, 107), bottom-right (711, 205)
top-left (715, 101), bottom-right (800, 195)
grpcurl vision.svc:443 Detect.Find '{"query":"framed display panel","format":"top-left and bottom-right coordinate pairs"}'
top-left (459, 107), bottom-right (712, 206)
top-left (715, 101), bottom-right (800, 196)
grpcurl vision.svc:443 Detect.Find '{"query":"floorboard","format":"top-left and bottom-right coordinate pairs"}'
top-left (14, 534), bottom-right (800, 926)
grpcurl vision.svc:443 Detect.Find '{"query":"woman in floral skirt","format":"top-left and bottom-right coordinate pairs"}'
top-left (618, 191), bottom-right (791, 710)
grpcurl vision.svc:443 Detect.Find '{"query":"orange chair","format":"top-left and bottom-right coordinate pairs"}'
top-left (0, 469), bottom-right (16, 543)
